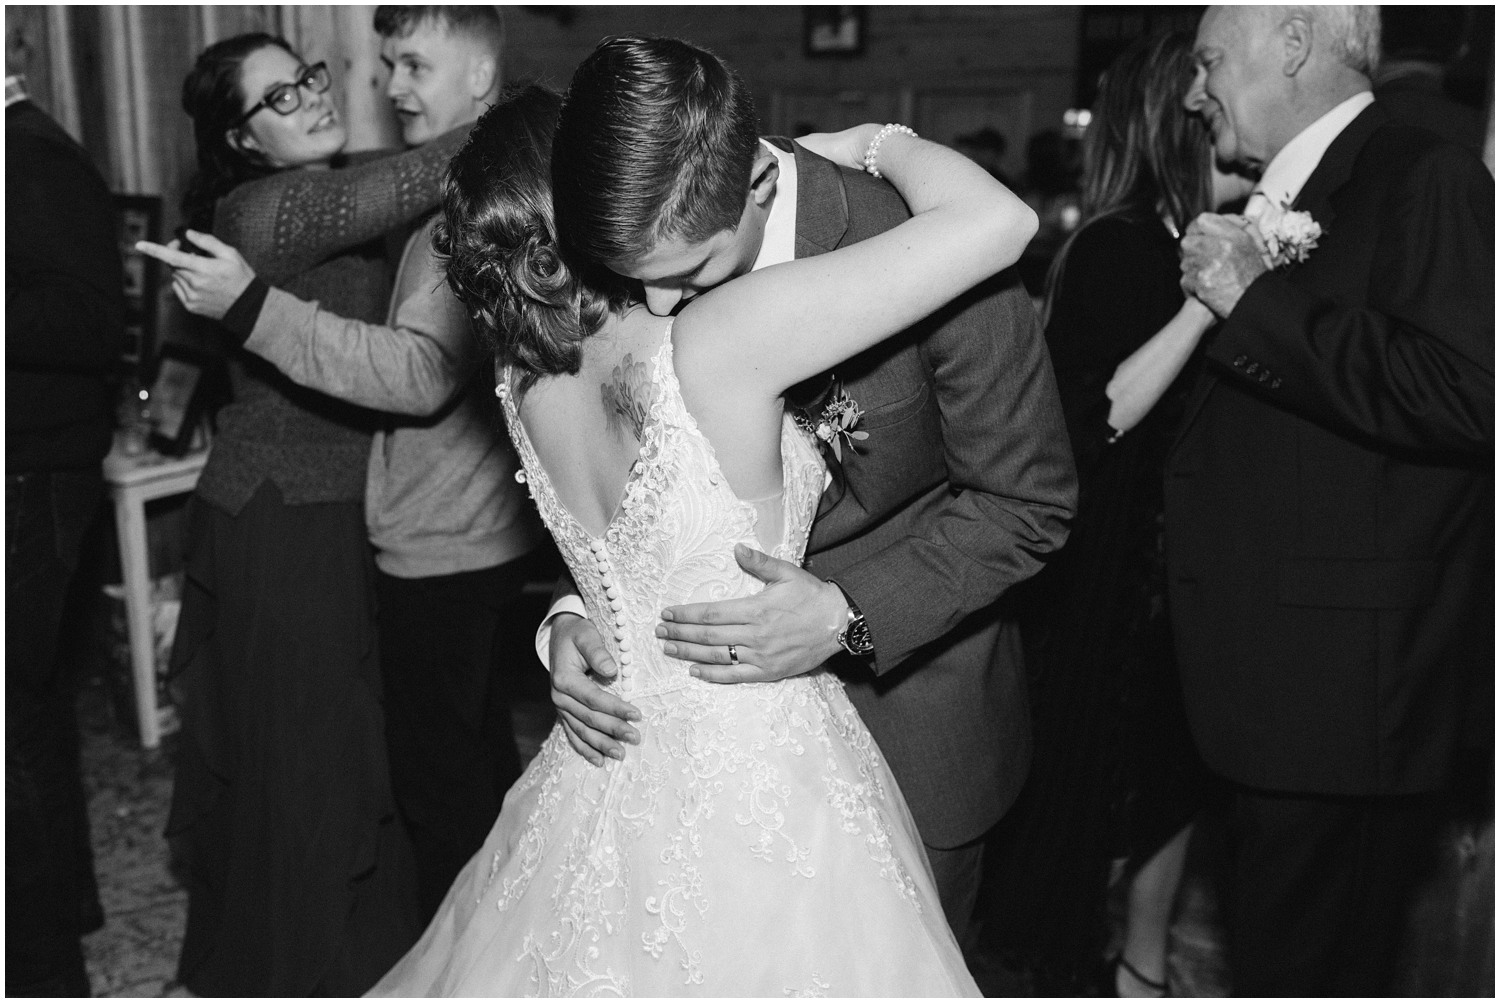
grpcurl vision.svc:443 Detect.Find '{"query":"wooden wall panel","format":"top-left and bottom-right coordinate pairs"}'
top-left (501, 5), bottom-right (1080, 184)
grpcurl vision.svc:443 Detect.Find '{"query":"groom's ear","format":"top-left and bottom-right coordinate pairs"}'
top-left (747, 150), bottom-right (780, 209)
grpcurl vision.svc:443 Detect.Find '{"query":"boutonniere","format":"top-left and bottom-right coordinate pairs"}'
top-left (793, 381), bottom-right (869, 452)
top-left (1252, 200), bottom-right (1323, 269)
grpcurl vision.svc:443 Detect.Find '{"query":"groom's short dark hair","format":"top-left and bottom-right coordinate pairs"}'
top-left (552, 35), bottom-right (760, 267)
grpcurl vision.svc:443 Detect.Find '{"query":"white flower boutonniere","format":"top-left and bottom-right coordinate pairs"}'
top-left (1253, 200), bottom-right (1324, 269)
top-left (794, 383), bottom-right (869, 453)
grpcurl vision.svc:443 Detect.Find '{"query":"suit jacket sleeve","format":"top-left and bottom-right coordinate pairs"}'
top-left (242, 234), bottom-right (473, 416)
top-left (1208, 141), bottom-right (1494, 455)
top-left (839, 273), bottom-right (1078, 672)
top-left (5, 122), bottom-right (124, 372)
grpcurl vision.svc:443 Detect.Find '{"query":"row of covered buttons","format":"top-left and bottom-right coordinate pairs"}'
top-left (589, 537), bottom-right (632, 668)
top-left (495, 381), bottom-right (531, 485)
top-left (1231, 354), bottom-right (1282, 390)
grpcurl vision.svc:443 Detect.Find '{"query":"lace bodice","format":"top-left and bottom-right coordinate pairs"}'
top-left (498, 329), bottom-right (826, 702)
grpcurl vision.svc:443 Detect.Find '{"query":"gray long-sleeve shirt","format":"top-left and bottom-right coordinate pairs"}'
top-left (242, 216), bottom-right (540, 577)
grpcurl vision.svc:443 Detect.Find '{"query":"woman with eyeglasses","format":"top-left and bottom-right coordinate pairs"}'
top-left (164, 33), bottom-right (465, 996)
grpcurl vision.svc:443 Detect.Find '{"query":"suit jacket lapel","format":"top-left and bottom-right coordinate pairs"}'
top-left (1291, 102), bottom-right (1385, 222)
top-left (1173, 103), bottom-right (1387, 451)
top-left (766, 137), bottom-right (851, 515)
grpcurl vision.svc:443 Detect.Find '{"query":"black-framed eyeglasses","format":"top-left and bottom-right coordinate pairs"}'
top-left (231, 62), bottom-right (331, 128)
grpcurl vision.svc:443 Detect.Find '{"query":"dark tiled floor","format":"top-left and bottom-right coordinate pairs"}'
top-left (78, 683), bottom-right (186, 998)
top-left (74, 659), bottom-right (1493, 997)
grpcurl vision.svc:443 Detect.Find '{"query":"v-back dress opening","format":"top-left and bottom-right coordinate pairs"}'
top-left (369, 327), bottom-right (979, 997)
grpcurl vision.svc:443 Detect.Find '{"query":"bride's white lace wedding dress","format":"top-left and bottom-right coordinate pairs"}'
top-left (369, 330), bottom-right (980, 997)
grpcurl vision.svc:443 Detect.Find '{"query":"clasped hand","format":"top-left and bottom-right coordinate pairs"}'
top-left (1178, 213), bottom-right (1270, 319)
top-left (548, 544), bottom-right (849, 765)
top-left (134, 230), bottom-right (256, 321)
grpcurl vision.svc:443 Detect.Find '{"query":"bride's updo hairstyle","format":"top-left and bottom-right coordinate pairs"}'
top-left (434, 83), bottom-right (627, 390)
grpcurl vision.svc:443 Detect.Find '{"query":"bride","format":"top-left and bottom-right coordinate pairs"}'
top-left (369, 83), bottom-right (1036, 997)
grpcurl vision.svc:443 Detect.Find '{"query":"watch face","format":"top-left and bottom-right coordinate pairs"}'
top-left (842, 616), bottom-right (873, 655)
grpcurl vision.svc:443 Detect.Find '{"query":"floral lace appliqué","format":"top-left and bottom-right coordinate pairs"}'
top-left (450, 326), bottom-right (954, 996)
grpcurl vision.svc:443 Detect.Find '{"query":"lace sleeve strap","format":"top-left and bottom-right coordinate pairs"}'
top-left (214, 124), bottom-right (470, 285)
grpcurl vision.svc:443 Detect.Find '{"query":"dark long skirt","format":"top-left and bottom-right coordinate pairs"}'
top-left (978, 414), bottom-right (1211, 993)
top-left (166, 482), bottom-right (419, 996)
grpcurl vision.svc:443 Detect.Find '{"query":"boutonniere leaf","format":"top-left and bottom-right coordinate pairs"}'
top-left (794, 381), bottom-right (868, 452)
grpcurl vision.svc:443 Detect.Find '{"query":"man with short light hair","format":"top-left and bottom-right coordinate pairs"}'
top-left (138, 6), bottom-right (541, 922)
top-left (1174, 5), bottom-right (1492, 994)
top-left (376, 5), bottom-right (504, 147)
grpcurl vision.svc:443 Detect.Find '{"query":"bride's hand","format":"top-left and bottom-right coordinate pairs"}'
top-left (794, 124), bottom-right (881, 171)
top-left (549, 613), bottom-right (641, 766)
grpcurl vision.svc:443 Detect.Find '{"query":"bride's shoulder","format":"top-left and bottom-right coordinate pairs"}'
top-left (571, 308), bottom-right (675, 382)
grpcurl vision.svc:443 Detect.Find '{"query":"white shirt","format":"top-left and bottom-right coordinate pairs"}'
top-left (1251, 91), bottom-right (1375, 213)
top-left (752, 138), bottom-right (799, 272)
top-left (5, 75), bottom-right (28, 109)
top-left (536, 137), bottom-right (805, 664)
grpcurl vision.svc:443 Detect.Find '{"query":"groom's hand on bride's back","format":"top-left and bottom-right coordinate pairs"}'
top-left (549, 613), bottom-right (641, 766)
top-left (657, 545), bottom-right (848, 684)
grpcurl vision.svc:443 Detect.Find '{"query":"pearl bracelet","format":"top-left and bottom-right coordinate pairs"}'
top-left (862, 124), bottom-right (918, 179)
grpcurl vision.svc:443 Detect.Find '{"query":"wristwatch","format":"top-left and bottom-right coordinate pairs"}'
top-left (828, 580), bottom-right (874, 657)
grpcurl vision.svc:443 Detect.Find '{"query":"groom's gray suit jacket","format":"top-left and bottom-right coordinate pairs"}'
top-left (772, 139), bottom-right (1077, 849)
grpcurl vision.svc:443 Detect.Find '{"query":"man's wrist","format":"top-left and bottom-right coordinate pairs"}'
top-left (535, 595), bottom-right (590, 671)
top-left (826, 579), bottom-right (875, 659)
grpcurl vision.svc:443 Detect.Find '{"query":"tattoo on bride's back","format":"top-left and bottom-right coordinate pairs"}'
top-left (601, 353), bottom-right (650, 441)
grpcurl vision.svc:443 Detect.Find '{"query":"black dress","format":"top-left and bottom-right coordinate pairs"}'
top-left (164, 139), bottom-right (462, 997)
top-left (979, 212), bottom-right (1210, 990)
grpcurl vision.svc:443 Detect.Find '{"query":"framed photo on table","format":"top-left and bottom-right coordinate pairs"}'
top-left (147, 342), bottom-right (211, 456)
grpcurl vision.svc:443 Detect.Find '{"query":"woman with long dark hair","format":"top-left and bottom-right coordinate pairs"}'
top-left (980, 29), bottom-right (1252, 996)
top-left (163, 33), bottom-right (466, 996)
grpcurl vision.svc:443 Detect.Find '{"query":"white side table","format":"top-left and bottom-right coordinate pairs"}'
top-left (102, 444), bottom-right (208, 748)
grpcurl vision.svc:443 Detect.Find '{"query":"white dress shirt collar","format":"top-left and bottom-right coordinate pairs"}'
top-left (1253, 91), bottom-right (1375, 211)
top-left (5, 75), bottom-right (29, 109)
top-left (751, 138), bottom-right (798, 272)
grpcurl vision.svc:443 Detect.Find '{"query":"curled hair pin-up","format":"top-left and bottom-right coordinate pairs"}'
top-left (437, 82), bottom-right (632, 393)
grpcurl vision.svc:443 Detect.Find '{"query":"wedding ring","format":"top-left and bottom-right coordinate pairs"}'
top-left (727, 644), bottom-right (740, 666)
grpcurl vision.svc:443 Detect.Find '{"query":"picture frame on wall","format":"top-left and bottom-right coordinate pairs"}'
top-left (804, 6), bottom-right (866, 58)
top-left (115, 194), bottom-right (162, 372)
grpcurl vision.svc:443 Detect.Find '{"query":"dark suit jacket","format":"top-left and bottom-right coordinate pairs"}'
top-left (5, 99), bottom-right (124, 472)
top-left (1374, 71), bottom-right (1487, 155)
top-left (1165, 104), bottom-right (1494, 797)
top-left (770, 140), bottom-right (1077, 847)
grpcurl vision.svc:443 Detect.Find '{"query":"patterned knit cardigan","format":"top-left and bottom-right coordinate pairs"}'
top-left (194, 129), bottom-right (465, 515)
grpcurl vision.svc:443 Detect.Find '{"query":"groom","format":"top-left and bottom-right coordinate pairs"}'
top-left (540, 35), bottom-right (1076, 942)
